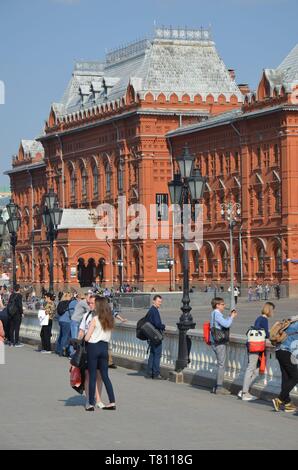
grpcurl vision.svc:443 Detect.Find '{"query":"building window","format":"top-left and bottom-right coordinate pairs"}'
top-left (235, 152), bottom-right (239, 172)
top-left (264, 144), bottom-right (270, 168)
top-left (274, 188), bottom-right (281, 213)
top-left (93, 165), bottom-right (99, 199)
top-left (81, 167), bottom-right (87, 199)
top-left (274, 144), bottom-right (280, 165)
top-left (219, 155), bottom-right (224, 175)
top-left (205, 155), bottom-right (209, 176)
top-left (225, 152), bottom-right (231, 174)
top-left (275, 247), bottom-right (282, 272)
top-left (211, 154), bottom-right (216, 176)
top-left (105, 163), bottom-right (111, 193)
top-left (221, 249), bottom-right (228, 273)
top-left (194, 251), bottom-right (199, 272)
top-left (70, 169), bottom-right (76, 201)
top-left (117, 161), bottom-right (124, 192)
top-left (156, 194), bottom-right (168, 221)
top-left (256, 191), bottom-right (263, 216)
top-left (257, 147), bottom-right (261, 168)
top-left (258, 247), bottom-right (265, 272)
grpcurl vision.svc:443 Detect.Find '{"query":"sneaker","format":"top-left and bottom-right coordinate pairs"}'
top-left (272, 398), bottom-right (283, 412)
top-left (41, 350), bottom-right (52, 354)
top-left (152, 375), bottom-right (166, 380)
top-left (215, 387), bottom-right (231, 396)
top-left (284, 402), bottom-right (297, 413)
top-left (85, 405), bottom-right (94, 412)
top-left (242, 393), bottom-right (258, 402)
top-left (144, 374), bottom-right (153, 379)
top-left (108, 364), bottom-right (117, 369)
top-left (14, 343), bottom-right (24, 348)
top-left (96, 402), bottom-right (106, 409)
top-left (237, 390), bottom-right (243, 399)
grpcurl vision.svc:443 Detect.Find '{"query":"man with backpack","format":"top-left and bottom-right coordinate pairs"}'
top-left (271, 316), bottom-right (298, 413)
top-left (210, 297), bottom-right (237, 395)
top-left (144, 295), bottom-right (165, 380)
top-left (7, 284), bottom-right (24, 347)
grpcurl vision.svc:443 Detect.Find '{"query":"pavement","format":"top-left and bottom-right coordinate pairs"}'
top-left (120, 297), bottom-right (297, 335)
top-left (0, 344), bottom-right (298, 450)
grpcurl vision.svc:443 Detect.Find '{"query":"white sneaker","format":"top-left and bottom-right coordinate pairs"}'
top-left (242, 393), bottom-right (258, 402)
top-left (41, 350), bottom-right (52, 354)
top-left (238, 390), bottom-right (243, 399)
top-left (96, 402), bottom-right (106, 409)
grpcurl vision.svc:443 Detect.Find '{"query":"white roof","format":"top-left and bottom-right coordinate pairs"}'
top-left (263, 43), bottom-right (298, 94)
top-left (58, 209), bottom-right (95, 230)
top-left (53, 27), bottom-right (243, 117)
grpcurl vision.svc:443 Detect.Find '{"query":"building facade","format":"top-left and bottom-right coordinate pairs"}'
top-left (168, 44), bottom-right (298, 296)
top-left (5, 27), bottom-right (245, 292)
top-left (9, 30), bottom-right (298, 296)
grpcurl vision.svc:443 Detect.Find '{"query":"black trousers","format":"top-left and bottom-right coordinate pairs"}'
top-left (9, 314), bottom-right (22, 345)
top-left (40, 320), bottom-right (53, 351)
top-left (276, 349), bottom-right (298, 404)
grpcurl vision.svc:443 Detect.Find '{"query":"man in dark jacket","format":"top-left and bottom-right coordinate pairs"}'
top-left (145, 295), bottom-right (165, 380)
top-left (7, 285), bottom-right (24, 347)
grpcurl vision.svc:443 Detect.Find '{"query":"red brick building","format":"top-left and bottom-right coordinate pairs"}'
top-left (168, 43), bottom-right (298, 296)
top-left (5, 27), bottom-right (245, 292)
top-left (9, 29), bottom-right (298, 296)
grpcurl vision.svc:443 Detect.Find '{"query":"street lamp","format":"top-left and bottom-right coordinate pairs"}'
top-left (220, 202), bottom-right (241, 310)
top-left (166, 258), bottom-right (175, 291)
top-left (168, 145), bottom-right (206, 373)
top-left (115, 259), bottom-right (124, 289)
top-left (5, 201), bottom-right (21, 290)
top-left (42, 189), bottom-right (63, 294)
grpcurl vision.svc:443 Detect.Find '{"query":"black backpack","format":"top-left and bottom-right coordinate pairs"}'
top-left (7, 294), bottom-right (19, 318)
top-left (136, 313), bottom-right (163, 346)
top-left (136, 313), bottom-right (150, 341)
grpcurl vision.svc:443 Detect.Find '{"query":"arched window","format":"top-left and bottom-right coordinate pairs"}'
top-left (81, 166), bottom-right (87, 199)
top-left (105, 163), bottom-right (111, 193)
top-left (70, 167), bottom-right (76, 202)
top-left (258, 247), bottom-right (265, 272)
top-left (117, 160), bottom-right (124, 192)
top-left (274, 188), bottom-right (281, 213)
top-left (221, 249), bottom-right (228, 273)
top-left (275, 247), bottom-right (282, 272)
top-left (92, 165), bottom-right (99, 199)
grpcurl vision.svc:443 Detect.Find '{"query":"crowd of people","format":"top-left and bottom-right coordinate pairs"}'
top-left (0, 283), bottom-right (297, 414)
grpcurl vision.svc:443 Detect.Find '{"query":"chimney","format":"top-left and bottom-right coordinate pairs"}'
top-left (228, 69), bottom-right (236, 81)
top-left (238, 84), bottom-right (250, 96)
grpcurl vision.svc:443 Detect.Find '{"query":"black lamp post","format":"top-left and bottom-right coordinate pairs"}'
top-left (166, 258), bottom-right (175, 291)
top-left (42, 189), bottom-right (63, 294)
top-left (168, 145), bottom-right (206, 373)
top-left (6, 201), bottom-right (21, 290)
top-left (115, 259), bottom-right (124, 289)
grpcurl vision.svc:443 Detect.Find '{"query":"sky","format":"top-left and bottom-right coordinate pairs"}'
top-left (0, 0), bottom-right (297, 188)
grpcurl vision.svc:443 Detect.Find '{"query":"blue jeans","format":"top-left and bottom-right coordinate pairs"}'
top-left (147, 342), bottom-right (162, 377)
top-left (70, 320), bottom-right (80, 356)
top-left (55, 322), bottom-right (71, 356)
top-left (87, 341), bottom-right (115, 406)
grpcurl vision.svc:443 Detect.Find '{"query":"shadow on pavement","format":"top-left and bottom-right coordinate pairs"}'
top-left (59, 395), bottom-right (85, 407)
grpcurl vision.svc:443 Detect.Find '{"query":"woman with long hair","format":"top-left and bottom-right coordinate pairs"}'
top-left (85, 296), bottom-right (115, 411)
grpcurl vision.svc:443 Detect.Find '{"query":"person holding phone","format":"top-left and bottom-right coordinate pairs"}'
top-left (210, 297), bottom-right (238, 395)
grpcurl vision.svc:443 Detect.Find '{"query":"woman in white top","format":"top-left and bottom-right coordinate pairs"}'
top-left (85, 297), bottom-right (115, 411)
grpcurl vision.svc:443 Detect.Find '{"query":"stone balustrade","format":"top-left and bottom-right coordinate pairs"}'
top-left (20, 312), bottom-right (298, 401)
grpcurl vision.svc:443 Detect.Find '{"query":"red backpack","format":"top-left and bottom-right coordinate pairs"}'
top-left (203, 321), bottom-right (211, 346)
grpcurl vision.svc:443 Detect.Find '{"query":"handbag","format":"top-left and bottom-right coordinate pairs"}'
top-left (70, 339), bottom-right (87, 368)
top-left (210, 312), bottom-right (230, 345)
